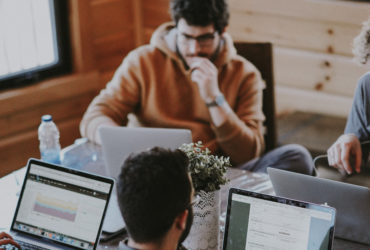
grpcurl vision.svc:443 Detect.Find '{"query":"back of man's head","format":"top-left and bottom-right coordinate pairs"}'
top-left (117, 147), bottom-right (191, 243)
top-left (170, 0), bottom-right (229, 34)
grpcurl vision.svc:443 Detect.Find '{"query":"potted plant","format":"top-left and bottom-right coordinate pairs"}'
top-left (179, 141), bottom-right (231, 250)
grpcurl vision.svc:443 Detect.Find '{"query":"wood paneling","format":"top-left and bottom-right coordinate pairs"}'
top-left (0, 73), bottom-right (99, 117)
top-left (230, 12), bottom-right (360, 56)
top-left (229, 0), bottom-right (370, 25)
top-left (91, 0), bottom-right (133, 39)
top-left (274, 47), bottom-right (368, 96)
top-left (0, 94), bottom-right (95, 139)
top-left (133, 0), bottom-right (144, 46)
top-left (142, 0), bottom-right (170, 29)
top-left (142, 0), bottom-right (170, 43)
top-left (94, 32), bottom-right (135, 58)
top-left (229, 0), bottom-right (370, 117)
top-left (276, 85), bottom-right (353, 117)
top-left (69, 0), bottom-right (97, 73)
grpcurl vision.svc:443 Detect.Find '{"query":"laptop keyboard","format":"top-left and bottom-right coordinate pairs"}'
top-left (2, 240), bottom-right (50, 250)
top-left (19, 240), bottom-right (50, 249)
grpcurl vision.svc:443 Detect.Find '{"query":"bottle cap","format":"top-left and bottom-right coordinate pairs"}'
top-left (41, 114), bottom-right (53, 122)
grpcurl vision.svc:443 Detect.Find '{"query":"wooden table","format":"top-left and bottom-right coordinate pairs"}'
top-left (1, 139), bottom-right (368, 249)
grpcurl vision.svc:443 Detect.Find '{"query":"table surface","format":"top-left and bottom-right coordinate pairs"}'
top-left (1, 139), bottom-right (368, 250)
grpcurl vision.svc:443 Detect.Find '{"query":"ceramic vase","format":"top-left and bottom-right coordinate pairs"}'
top-left (183, 190), bottom-right (220, 250)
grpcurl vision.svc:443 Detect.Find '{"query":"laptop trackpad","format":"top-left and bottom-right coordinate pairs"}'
top-left (102, 193), bottom-right (125, 233)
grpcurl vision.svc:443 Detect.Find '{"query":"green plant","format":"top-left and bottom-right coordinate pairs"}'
top-left (179, 141), bottom-right (230, 193)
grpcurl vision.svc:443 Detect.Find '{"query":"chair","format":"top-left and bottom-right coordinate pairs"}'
top-left (234, 42), bottom-right (277, 152)
top-left (313, 141), bottom-right (370, 180)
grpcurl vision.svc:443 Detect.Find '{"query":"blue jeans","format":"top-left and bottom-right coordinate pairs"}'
top-left (238, 144), bottom-right (316, 176)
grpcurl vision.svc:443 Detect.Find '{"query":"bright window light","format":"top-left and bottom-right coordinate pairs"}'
top-left (0, 0), bottom-right (70, 89)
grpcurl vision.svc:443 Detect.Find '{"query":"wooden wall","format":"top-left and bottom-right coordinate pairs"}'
top-left (91, 0), bottom-right (171, 86)
top-left (228, 0), bottom-right (370, 117)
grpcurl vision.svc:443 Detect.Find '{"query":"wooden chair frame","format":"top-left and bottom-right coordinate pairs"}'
top-left (234, 42), bottom-right (277, 152)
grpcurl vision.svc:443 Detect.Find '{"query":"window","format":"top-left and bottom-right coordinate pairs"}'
top-left (0, 0), bottom-right (70, 90)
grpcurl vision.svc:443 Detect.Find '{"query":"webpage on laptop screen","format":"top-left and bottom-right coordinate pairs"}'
top-left (225, 193), bottom-right (334, 250)
top-left (13, 164), bottom-right (111, 249)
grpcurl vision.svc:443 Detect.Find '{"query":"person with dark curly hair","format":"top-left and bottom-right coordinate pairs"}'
top-left (327, 17), bottom-right (370, 175)
top-left (116, 147), bottom-right (193, 250)
top-left (80, 0), bottom-right (315, 175)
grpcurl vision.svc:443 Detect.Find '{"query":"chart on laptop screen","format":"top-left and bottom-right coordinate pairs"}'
top-left (225, 193), bottom-right (334, 250)
top-left (33, 194), bottom-right (78, 222)
top-left (13, 164), bottom-right (111, 249)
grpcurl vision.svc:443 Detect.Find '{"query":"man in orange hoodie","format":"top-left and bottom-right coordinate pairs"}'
top-left (80, 0), bottom-right (315, 175)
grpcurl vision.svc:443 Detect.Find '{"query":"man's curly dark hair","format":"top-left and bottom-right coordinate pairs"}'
top-left (116, 147), bottom-right (191, 243)
top-left (170, 0), bottom-right (229, 34)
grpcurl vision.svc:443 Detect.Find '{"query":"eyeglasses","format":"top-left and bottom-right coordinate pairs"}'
top-left (178, 32), bottom-right (217, 47)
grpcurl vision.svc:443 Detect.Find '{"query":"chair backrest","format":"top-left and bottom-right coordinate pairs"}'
top-left (234, 42), bottom-right (277, 152)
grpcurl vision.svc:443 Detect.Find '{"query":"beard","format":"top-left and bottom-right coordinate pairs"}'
top-left (178, 206), bottom-right (194, 245)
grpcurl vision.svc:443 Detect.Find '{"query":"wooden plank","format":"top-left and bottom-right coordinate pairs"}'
top-left (229, 11), bottom-right (361, 56)
top-left (0, 72), bottom-right (100, 116)
top-left (0, 117), bottom-right (82, 177)
top-left (142, 0), bottom-right (171, 30)
top-left (229, 0), bottom-right (370, 26)
top-left (93, 31), bottom-right (136, 58)
top-left (274, 47), bottom-right (368, 97)
top-left (142, 0), bottom-right (169, 9)
top-left (275, 85), bottom-right (353, 118)
top-left (90, 0), bottom-right (133, 39)
top-left (69, 0), bottom-right (97, 72)
top-left (132, 0), bottom-right (144, 46)
top-left (142, 11), bottom-right (171, 30)
top-left (0, 93), bottom-right (95, 139)
top-left (96, 53), bottom-right (125, 72)
top-left (94, 30), bottom-right (135, 59)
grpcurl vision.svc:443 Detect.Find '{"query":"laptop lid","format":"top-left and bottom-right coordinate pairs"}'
top-left (223, 188), bottom-right (336, 250)
top-left (99, 126), bottom-right (192, 180)
top-left (268, 167), bottom-right (370, 245)
top-left (11, 158), bottom-right (114, 250)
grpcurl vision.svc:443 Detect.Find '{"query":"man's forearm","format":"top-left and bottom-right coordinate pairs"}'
top-left (80, 114), bottom-right (119, 144)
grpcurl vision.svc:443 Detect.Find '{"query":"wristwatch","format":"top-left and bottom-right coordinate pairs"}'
top-left (205, 94), bottom-right (225, 107)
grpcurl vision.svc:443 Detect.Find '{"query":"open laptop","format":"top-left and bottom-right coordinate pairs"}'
top-left (223, 188), bottom-right (336, 250)
top-left (268, 167), bottom-right (370, 245)
top-left (99, 126), bottom-right (192, 233)
top-left (10, 158), bottom-right (114, 250)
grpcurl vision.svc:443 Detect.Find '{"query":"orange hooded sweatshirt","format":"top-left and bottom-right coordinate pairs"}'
top-left (80, 23), bottom-right (265, 165)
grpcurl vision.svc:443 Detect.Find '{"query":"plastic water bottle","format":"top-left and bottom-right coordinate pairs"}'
top-left (38, 115), bottom-right (61, 164)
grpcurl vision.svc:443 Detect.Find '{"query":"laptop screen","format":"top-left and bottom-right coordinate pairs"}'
top-left (99, 126), bottom-right (192, 180)
top-left (11, 159), bottom-right (113, 249)
top-left (223, 188), bottom-right (336, 250)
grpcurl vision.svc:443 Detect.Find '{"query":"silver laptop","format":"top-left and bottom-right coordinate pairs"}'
top-left (268, 167), bottom-right (370, 245)
top-left (223, 188), bottom-right (336, 250)
top-left (10, 158), bottom-right (114, 250)
top-left (99, 126), bottom-right (192, 233)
